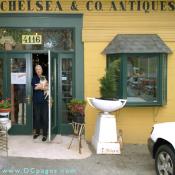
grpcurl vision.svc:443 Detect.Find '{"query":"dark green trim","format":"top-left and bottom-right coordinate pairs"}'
top-left (121, 54), bottom-right (127, 99)
top-left (0, 50), bottom-right (75, 54)
top-left (158, 54), bottom-right (162, 104)
top-left (58, 53), bottom-right (74, 135)
top-left (50, 52), bottom-right (59, 139)
top-left (160, 54), bottom-right (167, 105)
top-left (60, 123), bottom-right (73, 135)
top-left (57, 55), bottom-right (62, 134)
top-left (0, 14), bottom-right (83, 28)
top-left (75, 25), bottom-right (84, 99)
top-left (0, 53), bottom-right (7, 98)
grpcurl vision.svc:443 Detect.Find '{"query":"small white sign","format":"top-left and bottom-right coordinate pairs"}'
top-left (11, 73), bottom-right (26, 84)
top-left (62, 77), bottom-right (67, 81)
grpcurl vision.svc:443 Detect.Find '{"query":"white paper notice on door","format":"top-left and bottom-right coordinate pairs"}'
top-left (11, 73), bottom-right (26, 84)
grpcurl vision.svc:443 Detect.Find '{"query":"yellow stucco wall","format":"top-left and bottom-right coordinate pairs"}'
top-left (83, 12), bottom-right (175, 144)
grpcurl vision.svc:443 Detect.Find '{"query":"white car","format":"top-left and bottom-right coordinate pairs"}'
top-left (148, 122), bottom-right (175, 175)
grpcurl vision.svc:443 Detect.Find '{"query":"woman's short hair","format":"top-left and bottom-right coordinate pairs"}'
top-left (35, 65), bottom-right (43, 70)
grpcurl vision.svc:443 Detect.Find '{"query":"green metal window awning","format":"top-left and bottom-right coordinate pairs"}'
top-left (102, 34), bottom-right (172, 54)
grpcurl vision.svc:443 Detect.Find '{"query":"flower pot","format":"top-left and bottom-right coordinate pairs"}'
top-left (0, 108), bottom-right (11, 113)
top-left (0, 110), bottom-right (10, 122)
top-left (72, 113), bottom-right (84, 123)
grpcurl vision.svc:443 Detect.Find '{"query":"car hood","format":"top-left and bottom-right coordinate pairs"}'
top-left (152, 122), bottom-right (175, 148)
top-left (154, 122), bottom-right (175, 129)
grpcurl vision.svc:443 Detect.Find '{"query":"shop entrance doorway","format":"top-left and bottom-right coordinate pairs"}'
top-left (0, 51), bottom-right (74, 140)
top-left (32, 52), bottom-right (58, 141)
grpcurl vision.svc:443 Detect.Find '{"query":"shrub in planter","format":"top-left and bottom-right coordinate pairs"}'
top-left (99, 59), bottom-right (120, 100)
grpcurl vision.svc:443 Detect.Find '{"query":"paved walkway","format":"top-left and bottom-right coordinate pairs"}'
top-left (7, 135), bottom-right (91, 159)
top-left (0, 144), bottom-right (156, 175)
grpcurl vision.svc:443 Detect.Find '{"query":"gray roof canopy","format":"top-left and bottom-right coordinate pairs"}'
top-left (102, 34), bottom-right (172, 54)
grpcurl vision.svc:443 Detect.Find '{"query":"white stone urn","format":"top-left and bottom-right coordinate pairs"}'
top-left (87, 98), bottom-right (127, 154)
top-left (87, 98), bottom-right (127, 114)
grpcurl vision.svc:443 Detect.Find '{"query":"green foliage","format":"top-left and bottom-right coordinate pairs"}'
top-left (0, 98), bottom-right (11, 109)
top-left (99, 59), bottom-right (120, 99)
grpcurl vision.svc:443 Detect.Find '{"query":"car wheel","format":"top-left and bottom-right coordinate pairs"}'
top-left (155, 145), bottom-right (175, 175)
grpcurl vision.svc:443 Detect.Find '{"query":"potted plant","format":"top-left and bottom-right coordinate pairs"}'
top-left (0, 98), bottom-right (11, 122)
top-left (67, 99), bottom-right (86, 123)
top-left (0, 36), bottom-right (16, 50)
top-left (0, 98), bottom-right (11, 112)
top-left (99, 59), bottom-right (120, 99)
top-left (87, 60), bottom-right (127, 114)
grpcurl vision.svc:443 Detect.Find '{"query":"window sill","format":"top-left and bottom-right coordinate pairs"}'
top-left (126, 102), bottom-right (166, 107)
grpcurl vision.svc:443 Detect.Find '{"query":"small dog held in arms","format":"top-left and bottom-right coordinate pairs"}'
top-left (40, 75), bottom-right (49, 99)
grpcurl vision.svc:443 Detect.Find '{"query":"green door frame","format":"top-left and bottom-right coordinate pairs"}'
top-left (0, 52), bottom-right (32, 134)
top-left (48, 51), bottom-right (58, 141)
top-left (0, 14), bottom-right (84, 135)
top-left (57, 53), bottom-right (75, 134)
top-left (0, 51), bottom-right (76, 135)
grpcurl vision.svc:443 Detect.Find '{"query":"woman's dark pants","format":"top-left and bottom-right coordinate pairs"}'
top-left (33, 102), bottom-right (48, 137)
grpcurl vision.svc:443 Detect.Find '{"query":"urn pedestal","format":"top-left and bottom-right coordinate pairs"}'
top-left (92, 113), bottom-right (121, 154)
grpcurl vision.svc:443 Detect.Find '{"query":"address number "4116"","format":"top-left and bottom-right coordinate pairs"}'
top-left (22, 35), bottom-right (42, 45)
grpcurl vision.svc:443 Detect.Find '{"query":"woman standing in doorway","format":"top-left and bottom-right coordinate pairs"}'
top-left (31, 65), bottom-right (48, 142)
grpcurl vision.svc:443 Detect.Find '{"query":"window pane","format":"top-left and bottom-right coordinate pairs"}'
top-left (61, 58), bottom-right (73, 123)
top-left (127, 56), bottom-right (158, 103)
top-left (11, 58), bottom-right (27, 125)
top-left (107, 55), bottom-right (121, 98)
